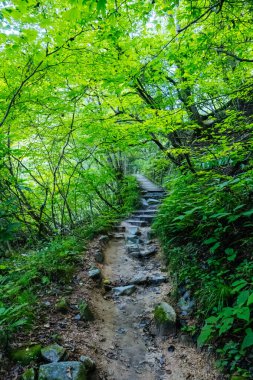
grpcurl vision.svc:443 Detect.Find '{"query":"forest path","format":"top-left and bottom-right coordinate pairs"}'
top-left (86, 175), bottom-right (220, 380)
top-left (7, 176), bottom-right (221, 380)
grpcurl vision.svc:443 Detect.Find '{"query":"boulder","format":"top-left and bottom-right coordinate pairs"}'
top-left (154, 302), bottom-right (176, 335)
top-left (41, 344), bottom-right (66, 363)
top-left (88, 267), bottom-right (101, 280)
top-left (112, 285), bottom-right (136, 296)
top-left (10, 344), bottom-right (41, 365)
top-left (22, 368), bottom-right (36, 380)
top-left (38, 361), bottom-right (87, 380)
top-left (94, 250), bottom-right (104, 263)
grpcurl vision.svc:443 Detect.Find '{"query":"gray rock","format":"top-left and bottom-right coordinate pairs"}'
top-left (98, 235), bottom-right (109, 245)
top-left (130, 274), bottom-right (148, 285)
top-left (149, 274), bottom-right (168, 285)
top-left (38, 361), bottom-right (87, 380)
top-left (178, 296), bottom-right (195, 316)
top-left (126, 244), bottom-right (140, 257)
top-left (140, 245), bottom-right (158, 258)
top-left (130, 274), bottom-right (167, 286)
top-left (125, 235), bottom-right (140, 244)
top-left (79, 355), bottom-right (95, 370)
top-left (112, 285), bottom-right (136, 296)
top-left (41, 344), bottom-right (66, 363)
top-left (94, 250), bottom-right (104, 263)
top-left (154, 302), bottom-right (176, 335)
top-left (88, 267), bottom-right (101, 280)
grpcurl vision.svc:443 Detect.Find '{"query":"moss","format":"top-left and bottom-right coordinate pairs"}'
top-left (10, 344), bottom-right (41, 365)
top-left (22, 368), bottom-right (35, 380)
top-left (154, 305), bottom-right (168, 323)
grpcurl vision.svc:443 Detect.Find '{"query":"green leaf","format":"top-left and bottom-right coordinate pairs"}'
top-left (241, 328), bottom-right (253, 351)
top-left (197, 324), bottom-right (213, 347)
top-left (236, 290), bottom-right (249, 306)
top-left (247, 293), bottom-right (253, 306)
top-left (242, 209), bottom-right (253, 217)
top-left (236, 307), bottom-right (250, 322)
top-left (203, 237), bottom-right (217, 245)
top-left (210, 242), bottom-right (220, 253)
top-left (219, 317), bottom-right (234, 335)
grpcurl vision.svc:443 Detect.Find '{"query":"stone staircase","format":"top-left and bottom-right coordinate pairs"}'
top-left (124, 174), bottom-right (165, 229)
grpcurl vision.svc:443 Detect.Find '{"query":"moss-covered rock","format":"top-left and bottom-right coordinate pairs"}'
top-left (55, 298), bottom-right (69, 313)
top-left (78, 300), bottom-right (94, 322)
top-left (22, 368), bottom-right (36, 380)
top-left (79, 355), bottom-right (96, 371)
top-left (10, 344), bottom-right (41, 365)
top-left (154, 302), bottom-right (176, 335)
top-left (38, 361), bottom-right (87, 380)
top-left (41, 344), bottom-right (66, 363)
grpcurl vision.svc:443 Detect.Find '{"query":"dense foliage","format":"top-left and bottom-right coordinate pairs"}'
top-left (0, 0), bottom-right (253, 377)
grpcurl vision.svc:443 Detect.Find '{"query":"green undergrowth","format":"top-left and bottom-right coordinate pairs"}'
top-left (0, 175), bottom-right (140, 350)
top-left (153, 170), bottom-right (253, 378)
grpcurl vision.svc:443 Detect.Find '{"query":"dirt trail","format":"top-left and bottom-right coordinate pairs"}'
top-left (86, 175), bottom-right (220, 380)
top-left (3, 175), bottom-right (221, 380)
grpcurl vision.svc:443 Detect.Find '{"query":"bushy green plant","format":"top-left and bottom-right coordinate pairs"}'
top-left (154, 170), bottom-right (253, 376)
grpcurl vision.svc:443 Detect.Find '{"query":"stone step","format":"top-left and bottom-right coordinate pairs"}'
top-left (142, 193), bottom-right (165, 200)
top-left (149, 205), bottom-right (160, 210)
top-left (114, 225), bottom-right (126, 233)
top-left (133, 209), bottom-right (157, 214)
top-left (131, 215), bottom-right (155, 222)
top-left (125, 220), bottom-right (148, 227)
top-left (112, 232), bottom-right (125, 239)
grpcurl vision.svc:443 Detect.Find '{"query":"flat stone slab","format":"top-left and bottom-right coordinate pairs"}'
top-left (38, 361), bottom-right (87, 380)
top-left (112, 285), bottom-right (136, 296)
top-left (130, 274), bottom-right (167, 286)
